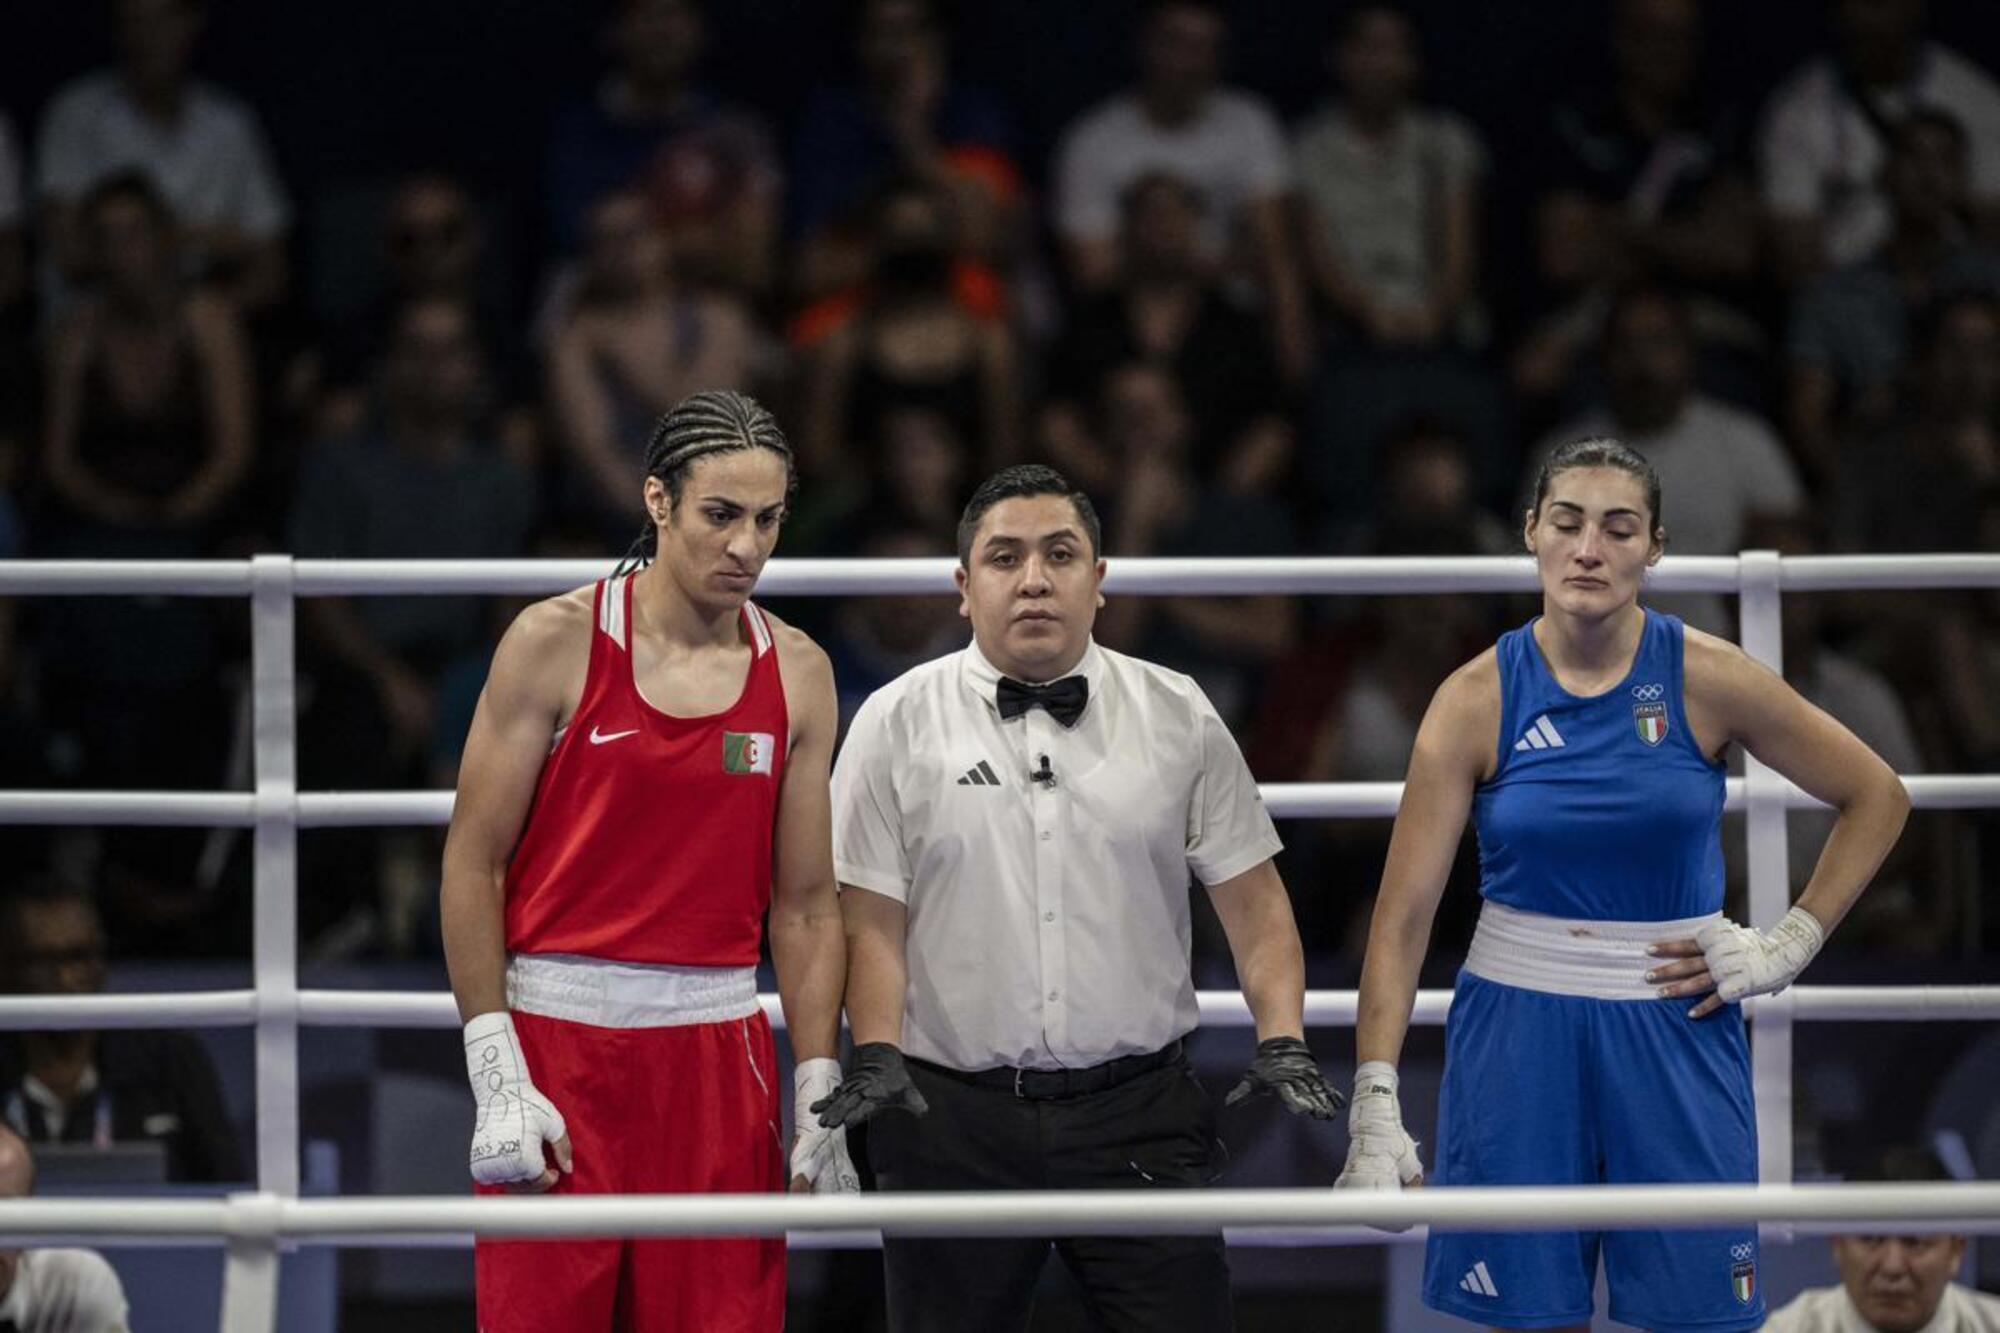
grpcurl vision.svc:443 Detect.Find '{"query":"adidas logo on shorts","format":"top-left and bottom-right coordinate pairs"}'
top-left (1459, 1261), bottom-right (1499, 1297)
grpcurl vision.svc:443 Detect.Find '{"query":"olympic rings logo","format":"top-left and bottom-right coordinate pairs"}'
top-left (1631, 684), bottom-right (1665, 701)
top-left (1731, 1243), bottom-right (1756, 1261)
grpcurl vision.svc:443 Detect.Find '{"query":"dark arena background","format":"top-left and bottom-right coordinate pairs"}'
top-left (1, 0), bottom-right (1997, 1328)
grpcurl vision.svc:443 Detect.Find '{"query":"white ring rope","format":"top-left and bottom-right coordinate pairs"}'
top-left (5, 552), bottom-right (2000, 599)
top-left (1, 1183), bottom-right (1997, 1249)
top-left (0, 552), bottom-right (1994, 1312)
top-left (4, 985), bottom-right (1998, 1033)
top-left (1, 773), bottom-right (1996, 829)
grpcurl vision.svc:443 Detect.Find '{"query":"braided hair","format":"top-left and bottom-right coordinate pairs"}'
top-left (613, 390), bottom-right (798, 578)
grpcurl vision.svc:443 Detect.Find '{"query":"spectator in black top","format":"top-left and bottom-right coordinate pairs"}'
top-left (292, 295), bottom-right (536, 766)
top-left (798, 175), bottom-right (1018, 483)
top-left (1835, 289), bottom-right (1998, 555)
top-left (1515, 0), bottom-right (1761, 420)
top-left (545, 0), bottom-right (781, 298)
top-left (1091, 362), bottom-right (1298, 727)
top-left (315, 174), bottom-right (531, 449)
top-left (289, 295), bottom-right (536, 950)
top-left (1040, 171), bottom-right (1291, 497)
top-left (1788, 110), bottom-right (2000, 479)
top-left (789, 0), bottom-right (1020, 303)
top-left (0, 887), bottom-right (242, 1183)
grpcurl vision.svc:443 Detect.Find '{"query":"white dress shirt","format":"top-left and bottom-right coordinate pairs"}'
top-left (0, 1249), bottom-right (129, 1332)
top-left (1763, 1281), bottom-right (2000, 1333)
top-left (833, 638), bottom-right (1282, 1073)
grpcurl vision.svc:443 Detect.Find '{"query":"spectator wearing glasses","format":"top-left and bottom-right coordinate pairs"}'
top-left (0, 887), bottom-right (242, 1184)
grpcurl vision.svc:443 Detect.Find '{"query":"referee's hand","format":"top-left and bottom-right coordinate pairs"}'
top-left (811, 1042), bottom-right (930, 1128)
top-left (1224, 1036), bottom-right (1344, 1119)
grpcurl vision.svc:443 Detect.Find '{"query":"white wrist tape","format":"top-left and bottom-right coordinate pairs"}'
top-left (1337, 1061), bottom-right (1423, 1191)
top-left (464, 1011), bottom-right (568, 1187)
top-left (1695, 906), bottom-right (1825, 1003)
top-left (790, 1057), bottom-right (858, 1194)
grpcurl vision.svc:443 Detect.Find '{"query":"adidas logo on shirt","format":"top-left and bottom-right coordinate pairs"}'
top-left (957, 760), bottom-right (1002, 787)
top-left (1513, 714), bottom-right (1565, 752)
top-left (1459, 1261), bottom-right (1499, 1298)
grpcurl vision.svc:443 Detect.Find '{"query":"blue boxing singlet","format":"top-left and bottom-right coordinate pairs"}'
top-left (1472, 609), bottom-right (1725, 921)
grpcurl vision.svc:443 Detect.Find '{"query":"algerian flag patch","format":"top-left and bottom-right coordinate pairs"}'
top-left (722, 731), bottom-right (775, 775)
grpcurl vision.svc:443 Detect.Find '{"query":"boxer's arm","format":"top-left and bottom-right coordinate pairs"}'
top-left (1354, 655), bottom-right (1492, 1068)
top-left (440, 598), bottom-right (581, 1022)
top-left (769, 624), bottom-right (846, 1063)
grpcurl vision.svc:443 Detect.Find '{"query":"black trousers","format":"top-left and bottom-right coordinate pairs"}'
top-left (868, 1050), bottom-right (1234, 1333)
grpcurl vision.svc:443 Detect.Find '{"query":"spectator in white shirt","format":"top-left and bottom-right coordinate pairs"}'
top-left (818, 464), bottom-right (1339, 1332)
top-left (1051, 0), bottom-right (1311, 382)
top-left (34, 0), bottom-right (292, 311)
top-left (1765, 1146), bottom-right (2000, 1333)
top-left (1294, 5), bottom-right (1487, 352)
top-left (1530, 285), bottom-right (1804, 635)
top-left (1756, 0), bottom-right (2000, 286)
top-left (0, 1126), bottom-right (130, 1333)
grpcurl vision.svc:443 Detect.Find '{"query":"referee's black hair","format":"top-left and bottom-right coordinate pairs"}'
top-left (613, 390), bottom-right (796, 578)
top-left (1528, 436), bottom-right (1664, 538)
top-left (956, 464), bottom-right (1102, 567)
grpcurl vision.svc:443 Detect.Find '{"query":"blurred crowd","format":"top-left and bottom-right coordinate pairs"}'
top-left (0, 0), bottom-right (1997, 966)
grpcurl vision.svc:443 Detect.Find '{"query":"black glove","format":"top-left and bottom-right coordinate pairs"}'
top-left (810, 1042), bottom-right (931, 1128)
top-left (1224, 1036), bottom-right (1344, 1119)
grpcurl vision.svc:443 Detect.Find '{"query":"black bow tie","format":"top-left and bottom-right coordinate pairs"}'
top-left (996, 675), bottom-right (1089, 727)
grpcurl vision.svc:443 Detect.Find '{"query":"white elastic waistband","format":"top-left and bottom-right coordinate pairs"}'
top-left (1463, 901), bottom-right (1722, 1000)
top-left (505, 954), bottom-right (760, 1028)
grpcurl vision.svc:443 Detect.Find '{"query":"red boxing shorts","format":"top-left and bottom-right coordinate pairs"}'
top-left (474, 1004), bottom-right (785, 1332)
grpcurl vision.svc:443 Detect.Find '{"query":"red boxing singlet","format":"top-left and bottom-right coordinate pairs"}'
top-left (504, 575), bottom-right (789, 965)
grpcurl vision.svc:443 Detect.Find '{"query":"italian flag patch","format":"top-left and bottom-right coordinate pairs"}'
top-left (722, 731), bottom-right (775, 775)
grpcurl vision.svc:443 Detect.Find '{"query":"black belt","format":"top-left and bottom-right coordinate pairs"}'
top-left (914, 1041), bottom-right (1183, 1101)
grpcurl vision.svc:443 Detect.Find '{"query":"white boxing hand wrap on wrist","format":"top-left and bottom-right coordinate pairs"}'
top-left (1335, 1061), bottom-right (1424, 1192)
top-left (790, 1057), bottom-right (859, 1194)
top-left (1695, 906), bottom-right (1825, 1003)
top-left (463, 1011), bottom-right (568, 1187)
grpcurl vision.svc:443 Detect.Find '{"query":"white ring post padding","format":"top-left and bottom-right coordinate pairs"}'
top-left (2, 1183), bottom-right (1998, 1248)
top-left (1737, 550), bottom-right (1794, 1210)
top-left (219, 1193), bottom-right (284, 1333)
top-left (250, 555), bottom-right (301, 1202)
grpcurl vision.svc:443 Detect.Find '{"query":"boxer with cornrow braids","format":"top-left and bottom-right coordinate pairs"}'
top-left (442, 388), bottom-right (852, 1331)
top-left (614, 388), bottom-right (800, 576)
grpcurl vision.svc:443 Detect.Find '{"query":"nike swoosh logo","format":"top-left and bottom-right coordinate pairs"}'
top-left (589, 727), bottom-right (640, 745)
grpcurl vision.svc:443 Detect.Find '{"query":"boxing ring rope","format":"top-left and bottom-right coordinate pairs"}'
top-left (1, 552), bottom-right (1997, 1333)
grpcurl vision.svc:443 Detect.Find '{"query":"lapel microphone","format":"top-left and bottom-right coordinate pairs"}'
top-left (1030, 753), bottom-right (1057, 788)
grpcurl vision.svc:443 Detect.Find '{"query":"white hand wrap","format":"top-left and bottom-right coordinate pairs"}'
top-left (1335, 1062), bottom-right (1424, 1193)
top-left (1695, 906), bottom-right (1825, 1004)
top-left (463, 1012), bottom-right (568, 1187)
top-left (790, 1057), bottom-right (860, 1194)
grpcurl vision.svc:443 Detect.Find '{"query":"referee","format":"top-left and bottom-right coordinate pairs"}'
top-left (815, 465), bottom-right (1340, 1332)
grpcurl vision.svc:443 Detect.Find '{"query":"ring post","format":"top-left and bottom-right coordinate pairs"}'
top-left (249, 555), bottom-right (300, 1203)
top-left (1737, 551), bottom-right (1794, 1235)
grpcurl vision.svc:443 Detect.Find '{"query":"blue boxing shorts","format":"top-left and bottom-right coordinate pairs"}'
top-left (1422, 904), bottom-right (1764, 1332)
